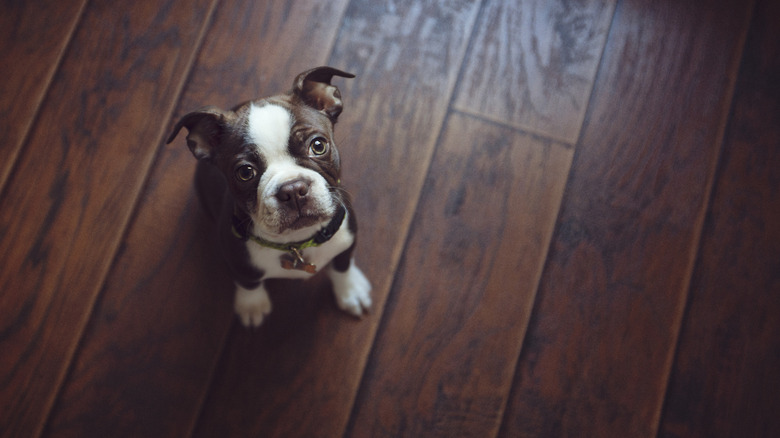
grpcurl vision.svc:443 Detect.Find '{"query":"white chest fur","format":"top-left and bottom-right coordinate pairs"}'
top-left (245, 214), bottom-right (355, 280)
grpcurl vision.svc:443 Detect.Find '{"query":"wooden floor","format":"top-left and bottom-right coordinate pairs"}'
top-left (2, 0), bottom-right (778, 436)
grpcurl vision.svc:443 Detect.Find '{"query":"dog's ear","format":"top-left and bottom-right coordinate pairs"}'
top-left (293, 66), bottom-right (355, 122)
top-left (166, 106), bottom-right (233, 160)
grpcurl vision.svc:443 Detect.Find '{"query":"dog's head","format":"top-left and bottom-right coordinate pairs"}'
top-left (167, 67), bottom-right (355, 242)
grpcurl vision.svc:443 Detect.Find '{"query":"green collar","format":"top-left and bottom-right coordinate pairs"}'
top-left (232, 204), bottom-right (346, 253)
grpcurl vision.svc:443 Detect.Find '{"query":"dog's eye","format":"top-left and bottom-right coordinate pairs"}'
top-left (309, 137), bottom-right (329, 156)
top-left (236, 164), bottom-right (256, 182)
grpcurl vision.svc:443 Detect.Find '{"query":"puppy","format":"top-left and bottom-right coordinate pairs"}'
top-left (167, 66), bottom-right (371, 327)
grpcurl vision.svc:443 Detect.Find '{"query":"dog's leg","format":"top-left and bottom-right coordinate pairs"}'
top-left (234, 282), bottom-right (272, 327)
top-left (327, 260), bottom-right (372, 317)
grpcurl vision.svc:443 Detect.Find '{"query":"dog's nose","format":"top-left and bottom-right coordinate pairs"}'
top-left (275, 178), bottom-right (310, 205)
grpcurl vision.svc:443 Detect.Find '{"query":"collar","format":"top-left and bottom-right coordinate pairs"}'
top-left (232, 204), bottom-right (346, 253)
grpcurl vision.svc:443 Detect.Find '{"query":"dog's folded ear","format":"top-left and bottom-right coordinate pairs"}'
top-left (166, 106), bottom-right (234, 160)
top-left (293, 66), bottom-right (355, 122)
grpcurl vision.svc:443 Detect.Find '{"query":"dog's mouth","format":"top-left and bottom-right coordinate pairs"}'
top-left (282, 211), bottom-right (327, 231)
top-left (254, 203), bottom-right (334, 240)
top-left (253, 172), bottom-right (338, 239)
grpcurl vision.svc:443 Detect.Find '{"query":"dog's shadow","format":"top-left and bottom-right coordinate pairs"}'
top-left (209, 274), bottom-right (351, 385)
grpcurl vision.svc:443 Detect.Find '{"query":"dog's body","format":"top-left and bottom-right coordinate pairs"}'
top-left (167, 67), bottom-right (371, 327)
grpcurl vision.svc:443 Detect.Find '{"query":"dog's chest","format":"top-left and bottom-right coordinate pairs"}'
top-left (245, 218), bottom-right (354, 280)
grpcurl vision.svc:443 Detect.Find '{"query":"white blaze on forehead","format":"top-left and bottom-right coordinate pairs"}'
top-left (247, 103), bottom-right (293, 162)
top-left (246, 102), bottom-right (335, 241)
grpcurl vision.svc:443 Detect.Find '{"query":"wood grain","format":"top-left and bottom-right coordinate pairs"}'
top-left (0, 0), bottom-right (86, 191)
top-left (40, 0), bottom-right (350, 437)
top-left (3, 0), bottom-right (776, 436)
top-left (170, 0), bottom-right (351, 111)
top-left (498, 0), bottom-right (754, 436)
top-left (658, 0), bottom-right (779, 436)
top-left (454, 0), bottom-right (615, 143)
top-left (345, 112), bottom-right (573, 437)
top-left (192, 1), bottom-right (482, 436)
top-left (0, 1), bottom-right (216, 436)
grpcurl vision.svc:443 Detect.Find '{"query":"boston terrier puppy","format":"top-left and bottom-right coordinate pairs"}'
top-left (167, 66), bottom-right (371, 327)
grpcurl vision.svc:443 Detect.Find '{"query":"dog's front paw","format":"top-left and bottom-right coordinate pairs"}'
top-left (234, 284), bottom-right (272, 328)
top-left (328, 262), bottom-right (372, 317)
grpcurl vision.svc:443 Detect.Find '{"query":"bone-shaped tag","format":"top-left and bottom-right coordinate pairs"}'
top-left (280, 248), bottom-right (316, 274)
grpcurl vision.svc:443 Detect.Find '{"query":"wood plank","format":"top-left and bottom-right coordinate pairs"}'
top-left (0, 0), bottom-right (86, 191)
top-left (453, 0), bottom-right (615, 144)
top-left (497, 0), bottom-right (755, 436)
top-left (658, 0), bottom-right (780, 435)
top-left (40, 1), bottom-right (350, 437)
top-left (0, 1), bottom-right (217, 436)
top-left (192, 1), bottom-right (482, 436)
top-left (41, 197), bottom-right (235, 438)
top-left (345, 113), bottom-right (572, 437)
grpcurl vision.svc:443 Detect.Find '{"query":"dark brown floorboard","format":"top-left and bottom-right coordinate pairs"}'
top-left (658, 0), bottom-right (780, 435)
top-left (499, 0), bottom-right (755, 435)
top-left (0, 0), bottom-right (86, 191)
top-left (0, 0), bottom-right (216, 435)
top-left (453, 0), bottom-right (615, 143)
top-left (346, 113), bottom-right (572, 437)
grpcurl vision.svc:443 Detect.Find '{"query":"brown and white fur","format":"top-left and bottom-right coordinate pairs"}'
top-left (167, 67), bottom-right (371, 327)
